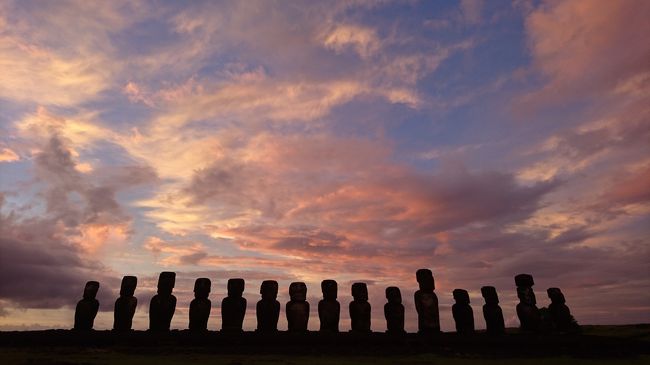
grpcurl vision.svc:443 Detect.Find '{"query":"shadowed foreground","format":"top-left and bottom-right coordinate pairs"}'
top-left (1, 325), bottom-right (648, 364)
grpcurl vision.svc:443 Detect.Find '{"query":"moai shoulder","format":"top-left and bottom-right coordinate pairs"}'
top-left (384, 286), bottom-right (405, 334)
top-left (480, 286), bottom-right (505, 335)
top-left (349, 282), bottom-right (371, 333)
top-left (149, 271), bottom-right (177, 331)
top-left (256, 280), bottom-right (280, 332)
top-left (318, 279), bottom-right (340, 332)
top-left (452, 289), bottom-right (475, 334)
top-left (222, 278), bottom-right (246, 332)
top-left (286, 282), bottom-right (309, 332)
top-left (414, 269), bottom-right (440, 333)
top-left (189, 277), bottom-right (211, 332)
top-left (114, 276), bottom-right (138, 331)
top-left (515, 274), bottom-right (540, 332)
top-left (74, 281), bottom-right (100, 330)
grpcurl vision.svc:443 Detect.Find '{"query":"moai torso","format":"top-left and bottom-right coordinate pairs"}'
top-left (74, 281), bottom-right (100, 330)
top-left (349, 282), bottom-right (371, 332)
top-left (189, 278), bottom-right (211, 331)
top-left (221, 278), bottom-right (246, 331)
top-left (384, 286), bottom-right (405, 334)
top-left (481, 286), bottom-right (505, 335)
top-left (515, 274), bottom-right (540, 332)
top-left (149, 271), bottom-right (177, 331)
top-left (414, 269), bottom-right (440, 333)
top-left (286, 282), bottom-right (309, 332)
top-left (318, 279), bottom-right (340, 332)
top-left (256, 280), bottom-right (280, 332)
top-left (452, 289), bottom-right (474, 334)
top-left (547, 288), bottom-right (575, 332)
top-left (113, 276), bottom-right (138, 331)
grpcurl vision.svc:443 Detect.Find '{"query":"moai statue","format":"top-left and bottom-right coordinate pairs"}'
top-left (414, 269), bottom-right (440, 333)
top-left (349, 282), bottom-right (371, 333)
top-left (452, 289), bottom-right (475, 334)
top-left (515, 274), bottom-right (540, 332)
top-left (480, 286), bottom-right (505, 335)
top-left (222, 278), bottom-right (247, 332)
top-left (74, 281), bottom-right (100, 330)
top-left (384, 286), bottom-right (405, 334)
top-left (113, 276), bottom-right (137, 331)
top-left (318, 279), bottom-right (340, 332)
top-left (149, 271), bottom-right (177, 331)
top-left (189, 278), bottom-right (211, 331)
top-left (256, 280), bottom-right (280, 332)
top-left (286, 282), bottom-right (309, 332)
top-left (547, 287), bottom-right (578, 332)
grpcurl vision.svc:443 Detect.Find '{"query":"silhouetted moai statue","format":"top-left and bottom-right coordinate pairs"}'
top-left (547, 287), bottom-right (578, 332)
top-left (350, 282), bottom-right (371, 333)
top-left (189, 278), bottom-right (211, 331)
top-left (481, 286), bottom-right (505, 335)
top-left (74, 281), bottom-right (100, 330)
top-left (149, 271), bottom-right (177, 331)
top-left (256, 280), bottom-right (280, 332)
top-left (222, 278), bottom-right (246, 332)
top-left (384, 286), bottom-right (405, 334)
top-left (515, 274), bottom-right (540, 332)
top-left (318, 279), bottom-right (340, 332)
top-left (414, 269), bottom-right (440, 333)
top-left (113, 276), bottom-right (137, 331)
top-left (286, 282), bottom-right (309, 332)
top-left (452, 289), bottom-right (475, 334)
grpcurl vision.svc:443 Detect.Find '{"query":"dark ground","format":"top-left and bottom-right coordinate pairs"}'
top-left (1, 324), bottom-right (648, 364)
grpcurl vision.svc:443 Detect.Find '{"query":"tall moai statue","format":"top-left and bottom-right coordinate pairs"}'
top-left (481, 286), bottom-right (505, 335)
top-left (149, 271), bottom-right (177, 331)
top-left (384, 286), bottom-right (405, 334)
top-left (414, 269), bottom-right (440, 333)
top-left (256, 280), bottom-right (280, 332)
top-left (515, 274), bottom-right (540, 332)
top-left (349, 282), bottom-right (371, 333)
top-left (189, 278), bottom-right (211, 331)
top-left (318, 279), bottom-right (340, 332)
top-left (74, 281), bottom-right (100, 330)
top-left (113, 276), bottom-right (137, 331)
top-left (286, 282), bottom-right (309, 332)
top-left (547, 287), bottom-right (578, 332)
top-left (222, 278), bottom-right (246, 332)
top-left (452, 289), bottom-right (475, 334)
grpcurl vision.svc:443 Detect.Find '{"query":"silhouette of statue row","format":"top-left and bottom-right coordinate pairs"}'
top-left (73, 270), bottom-right (577, 334)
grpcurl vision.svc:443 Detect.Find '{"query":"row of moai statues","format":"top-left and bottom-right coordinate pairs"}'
top-left (74, 270), bottom-right (577, 333)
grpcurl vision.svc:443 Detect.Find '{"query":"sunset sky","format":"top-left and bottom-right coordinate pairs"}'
top-left (0, 0), bottom-right (648, 332)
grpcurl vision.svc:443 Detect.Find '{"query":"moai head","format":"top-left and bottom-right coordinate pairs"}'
top-left (289, 282), bottom-right (307, 301)
top-left (157, 272), bottom-right (176, 296)
top-left (321, 279), bottom-right (338, 300)
top-left (547, 287), bottom-right (565, 304)
top-left (386, 286), bottom-right (402, 304)
top-left (416, 269), bottom-right (435, 291)
top-left (260, 280), bottom-right (278, 300)
top-left (120, 276), bottom-right (137, 297)
top-left (351, 282), bottom-right (368, 302)
top-left (194, 278), bottom-right (211, 299)
top-left (515, 274), bottom-right (534, 288)
top-left (517, 287), bottom-right (536, 305)
top-left (83, 281), bottom-right (100, 300)
top-left (453, 289), bottom-right (470, 305)
top-left (227, 278), bottom-right (245, 298)
top-left (481, 286), bottom-right (499, 305)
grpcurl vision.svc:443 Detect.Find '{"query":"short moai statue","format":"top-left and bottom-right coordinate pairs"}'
top-left (384, 286), bottom-right (405, 334)
top-left (547, 287), bottom-right (578, 332)
top-left (222, 278), bottom-right (247, 332)
top-left (113, 276), bottom-right (137, 331)
top-left (189, 278), bottom-right (211, 331)
top-left (149, 271), bottom-right (177, 331)
top-left (481, 286), bottom-right (505, 335)
top-left (74, 281), bottom-right (100, 330)
top-left (349, 282), bottom-right (371, 333)
top-left (256, 280), bottom-right (280, 332)
top-left (452, 289), bottom-right (475, 334)
top-left (414, 269), bottom-right (440, 333)
top-left (515, 274), bottom-right (540, 332)
top-left (286, 282), bottom-right (309, 332)
top-left (318, 279), bottom-right (340, 332)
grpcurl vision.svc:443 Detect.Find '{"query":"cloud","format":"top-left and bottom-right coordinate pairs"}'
top-left (321, 24), bottom-right (381, 58)
top-left (0, 147), bottom-right (19, 162)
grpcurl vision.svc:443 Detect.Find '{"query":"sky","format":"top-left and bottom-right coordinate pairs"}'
top-left (0, 0), bottom-right (648, 332)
